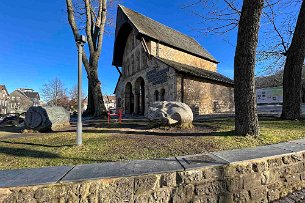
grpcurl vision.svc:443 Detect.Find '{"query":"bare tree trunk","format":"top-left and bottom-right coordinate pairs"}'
top-left (83, 80), bottom-right (94, 116)
top-left (234, 0), bottom-right (264, 136)
top-left (88, 68), bottom-right (107, 117)
top-left (281, 0), bottom-right (305, 120)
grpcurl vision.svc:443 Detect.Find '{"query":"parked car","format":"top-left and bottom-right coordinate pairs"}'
top-left (0, 113), bottom-right (24, 126)
top-left (108, 108), bottom-right (117, 114)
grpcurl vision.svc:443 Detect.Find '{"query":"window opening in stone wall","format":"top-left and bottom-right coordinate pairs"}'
top-left (125, 83), bottom-right (134, 114)
top-left (154, 90), bottom-right (159, 101)
top-left (135, 77), bottom-right (145, 115)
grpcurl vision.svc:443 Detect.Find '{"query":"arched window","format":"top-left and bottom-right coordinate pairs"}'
top-left (154, 90), bottom-right (159, 101)
top-left (160, 89), bottom-right (165, 101)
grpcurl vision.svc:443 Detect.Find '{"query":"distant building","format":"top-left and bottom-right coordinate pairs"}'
top-left (18, 88), bottom-right (40, 106)
top-left (103, 95), bottom-right (116, 110)
top-left (82, 97), bottom-right (88, 112)
top-left (0, 85), bottom-right (9, 115)
top-left (256, 69), bottom-right (305, 104)
top-left (8, 88), bottom-right (40, 113)
top-left (256, 86), bottom-right (283, 104)
top-left (71, 97), bottom-right (89, 113)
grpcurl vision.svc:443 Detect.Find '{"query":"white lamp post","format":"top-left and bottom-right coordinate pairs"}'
top-left (75, 35), bottom-right (86, 146)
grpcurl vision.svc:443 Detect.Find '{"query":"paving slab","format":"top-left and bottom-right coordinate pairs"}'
top-left (132, 158), bottom-right (184, 174)
top-left (0, 166), bottom-right (73, 188)
top-left (61, 158), bottom-right (183, 182)
top-left (177, 153), bottom-right (228, 170)
top-left (212, 145), bottom-right (291, 163)
top-left (290, 138), bottom-right (305, 146)
top-left (61, 161), bottom-right (134, 182)
top-left (271, 142), bottom-right (305, 152)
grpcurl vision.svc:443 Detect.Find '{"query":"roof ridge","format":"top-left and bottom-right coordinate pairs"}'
top-left (16, 90), bottom-right (29, 99)
top-left (119, 5), bottom-right (199, 44)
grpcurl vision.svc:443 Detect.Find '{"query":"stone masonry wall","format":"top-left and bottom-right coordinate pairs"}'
top-left (180, 76), bottom-right (234, 115)
top-left (1, 151), bottom-right (305, 203)
top-left (148, 41), bottom-right (217, 72)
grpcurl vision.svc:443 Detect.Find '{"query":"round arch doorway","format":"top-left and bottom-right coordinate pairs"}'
top-left (125, 82), bottom-right (134, 114)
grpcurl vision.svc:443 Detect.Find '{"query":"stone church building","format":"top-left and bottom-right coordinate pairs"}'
top-left (113, 5), bottom-right (234, 116)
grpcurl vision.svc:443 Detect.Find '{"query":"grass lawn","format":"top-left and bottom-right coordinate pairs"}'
top-left (0, 117), bottom-right (304, 170)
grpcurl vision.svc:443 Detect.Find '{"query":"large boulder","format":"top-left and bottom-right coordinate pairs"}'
top-left (25, 106), bottom-right (70, 132)
top-left (147, 101), bottom-right (193, 128)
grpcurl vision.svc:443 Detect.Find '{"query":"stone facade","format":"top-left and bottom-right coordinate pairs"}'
top-left (1, 152), bottom-right (305, 202)
top-left (115, 30), bottom-right (178, 115)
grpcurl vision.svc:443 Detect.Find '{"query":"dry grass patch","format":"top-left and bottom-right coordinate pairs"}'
top-left (0, 117), bottom-right (304, 169)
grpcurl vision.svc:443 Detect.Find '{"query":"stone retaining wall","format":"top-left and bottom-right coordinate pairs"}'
top-left (1, 141), bottom-right (305, 203)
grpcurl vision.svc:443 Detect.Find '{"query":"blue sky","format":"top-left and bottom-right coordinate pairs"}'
top-left (0, 0), bottom-right (261, 96)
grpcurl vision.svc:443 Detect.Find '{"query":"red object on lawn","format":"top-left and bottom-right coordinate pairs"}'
top-left (108, 109), bottom-right (122, 124)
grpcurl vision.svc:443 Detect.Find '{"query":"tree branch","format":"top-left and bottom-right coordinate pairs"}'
top-left (96, 0), bottom-right (107, 54)
top-left (223, 0), bottom-right (241, 15)
top-left (66, 0), bottom-right (80, 39)
top-left (264, 0), bottom-right (288, 54)
top-left (85, 0), bottom-right (95, 53)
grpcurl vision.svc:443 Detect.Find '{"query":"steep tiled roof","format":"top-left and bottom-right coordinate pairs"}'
top-left (23, 91), bottom-right (40, 100)
top-left (157, 58), bottom-right (234, 86)
top-left (118, 5), bottom-right (218, 63)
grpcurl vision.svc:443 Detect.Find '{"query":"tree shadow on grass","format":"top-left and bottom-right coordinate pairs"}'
top-left (0, 126), bottom-right (24, 133)
top-left (0, 146), bottom-right (59, 158)
top-left (0, 140), bottom-right (74, 148)
top-left (0, 145), bottom-right (116, 163)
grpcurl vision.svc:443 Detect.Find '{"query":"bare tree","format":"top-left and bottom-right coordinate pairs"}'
top-left (234, 0), bottom-right (264, 136)
top-left (184, 0), bottom-right (299, 72)
top-left (281, 0), bottom-right (305, 120)
top-left (69, 85), bottom-right (85, 112)
top-left (41, 78), bottom-right (69, 107)
top-left (65, 0), bottom-right (118, 117)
